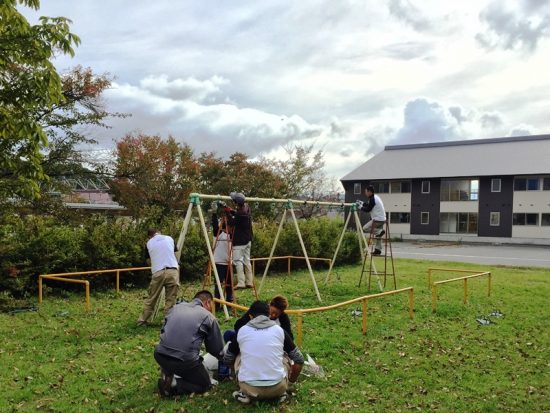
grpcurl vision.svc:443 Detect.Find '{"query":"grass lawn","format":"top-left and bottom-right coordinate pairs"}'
top-left (1, 259), bottom-right (549, 412)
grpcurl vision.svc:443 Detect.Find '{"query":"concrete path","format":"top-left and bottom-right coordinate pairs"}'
top-left (390, 241), bottom-right (550, 269)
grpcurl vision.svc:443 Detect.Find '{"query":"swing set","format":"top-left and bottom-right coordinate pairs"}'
top-left (174, 192), bottom-right (381, 318)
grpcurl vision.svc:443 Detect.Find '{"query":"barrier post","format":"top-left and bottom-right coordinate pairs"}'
top-left (408, 288), bottom-right (414, 319)
top-left (85, 281), bottom-right (90, 311)
top-left (432, 285), bottom-right (438, 312)
top-left (116, 270), bottom-right (120, 293)
top-left (463, 278), bottom-right (468, 304)
top-left (488, 272), bottom-right (492, 296)
top-left (297, 313), bottom-right (303, 347)
top-left (38, 276), bottom-right (43, 304)
top-left (362, 299), bottom-right (368, 334)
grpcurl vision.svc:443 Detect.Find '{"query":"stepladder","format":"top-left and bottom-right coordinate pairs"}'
top-left (358, 219), bottom-right (397, 292)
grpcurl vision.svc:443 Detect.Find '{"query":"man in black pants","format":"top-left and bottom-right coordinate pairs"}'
top-left (154, 290), bottom-right (224, 396)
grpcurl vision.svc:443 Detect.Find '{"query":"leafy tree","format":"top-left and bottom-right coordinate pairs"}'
top-left (0, 0), bottom-right (80, 199)
top-left (109, 133), bottom-right (201, 217)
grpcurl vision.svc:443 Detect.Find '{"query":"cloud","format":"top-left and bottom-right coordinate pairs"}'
top-left (480, 112), bottom-right (504, 129)
top-left (381, 41), bottom-right (434, 60)
top-left (388, 0), bottom-right (433, 32)
top-left (139, 75), bottom-right (228, 103)
top-left (508, 123), bottom-right (536, 136)
top-left (476, 0), bottom-right (550, 52)
top-left (392, 98), bottom-right (460, 144)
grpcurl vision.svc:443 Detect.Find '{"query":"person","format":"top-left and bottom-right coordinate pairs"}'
top-left (211, 211), bottom-right (233, 303)
top-left (224, 192), bottom-right (254, 289)
top-left (269, 295), bottom-right (293, 340)
top-left (224, 301), bottom-right (304, 404)
top-left (357, 185), bottom-right (386, 256)
top-left (137, 228), bottom-right (180, 325)
top-left (154, 290), bottom-right (224, 396)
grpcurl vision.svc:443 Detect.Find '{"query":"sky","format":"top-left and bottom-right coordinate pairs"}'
top-left (23, 0), bottom-right (550, 181)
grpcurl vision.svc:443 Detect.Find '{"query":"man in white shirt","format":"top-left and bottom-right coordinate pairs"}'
top-left (137, 228), bottom-right (180, 325)
top-left (357, 185), bottom-right (387, 255)
top-left (225, 301), bottom-right (304, 404)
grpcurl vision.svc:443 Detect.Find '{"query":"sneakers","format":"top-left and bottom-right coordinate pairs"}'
top-left (234, 284), bottom-right (246, 290)
top-left (375, 230), bottom-right (385, 238)
top-left (373, 249), bottom-right (382, 256)
top-left (279, 393), bottom-right (287, 403)
top-left (233, 390), bottom-right (251, 404)
top-left (245, 285), bottom-right (254, 289)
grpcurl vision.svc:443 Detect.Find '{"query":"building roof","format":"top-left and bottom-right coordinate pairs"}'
top-left (341, 134), bottom-right (550, 181)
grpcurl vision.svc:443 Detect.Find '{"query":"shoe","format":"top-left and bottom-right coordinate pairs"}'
top-left (245, 285), bottom-right (254, 289)
top-left (158, 373), bottom-right (174, 397)
top-left (234, 284), bottom-right (246, 290)
top-left (373, 249), bottom-right (382, 256)
top-left (279, 393), bottom-right (287, 403)
top-left (233, 390), bottom-right (251, 404)
top-left (136, 320), bottom-right (149, 326)
top-left (375, 230), bottom-right (385, 238)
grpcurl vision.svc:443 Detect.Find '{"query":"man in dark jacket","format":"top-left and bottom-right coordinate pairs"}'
top-left (154, 290), bottom-right (223, 396)
top-left (225, 192), bottom-right (254, 288)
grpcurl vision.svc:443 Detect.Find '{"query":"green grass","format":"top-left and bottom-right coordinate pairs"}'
top-left (1, 259), bottom-right (549, 412)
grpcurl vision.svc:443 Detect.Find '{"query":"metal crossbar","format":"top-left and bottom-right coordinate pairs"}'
top-left (214, 286), bottom-right (414, 346)
top-left (38, 267), bottom-right (151, 311)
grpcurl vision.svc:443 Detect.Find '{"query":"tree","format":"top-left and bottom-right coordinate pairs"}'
top-left (109, 133), bottom-right (201, 217)
top-left (0, 0), bottom-right (80, 199)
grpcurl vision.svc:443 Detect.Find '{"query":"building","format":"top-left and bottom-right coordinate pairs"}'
top-left (60, 177), bottom-right (126, 213)
top-left (341, 135), bottom-right (550, 245)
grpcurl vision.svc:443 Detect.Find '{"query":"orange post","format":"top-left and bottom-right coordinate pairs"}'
top-left (296, 313), bottom-right (303, 347)
top-left (408, 288), bottom-right (414, 319)
top-left (488, 272), bottom-right (492, 296)
top-left (288, 257), bottom-right (291, 276)
top-left (116, 270), bottom-right (120, 293)
top-left (463, 278), bottom-right (468, 304)
top-left (38, 276), bottom-right (43, 304)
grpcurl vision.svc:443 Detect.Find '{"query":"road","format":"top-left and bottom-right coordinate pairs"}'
top-left (391, 241), bottom-right (550, 269)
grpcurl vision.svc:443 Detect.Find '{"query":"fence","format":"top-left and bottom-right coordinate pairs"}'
top-left (38, 267), bottom-right (151, 311)
top-left (214, 286), bottom-right (414, 346)
top-left (251, 256), bottom-right (332, 277)
top-left (429, 268), bottom-right (492, 312)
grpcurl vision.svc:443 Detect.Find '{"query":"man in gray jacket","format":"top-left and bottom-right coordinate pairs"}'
top-left (154, 290), bottom-right (223, 396)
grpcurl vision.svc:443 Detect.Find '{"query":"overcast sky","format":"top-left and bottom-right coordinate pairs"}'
top-left (23, 0), bottom-right (550, 180)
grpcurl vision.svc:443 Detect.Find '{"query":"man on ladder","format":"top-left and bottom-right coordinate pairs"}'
top-left (357, 185), bottom-right (386, 256)
top-left (224, 192), bottom-right (254, 289)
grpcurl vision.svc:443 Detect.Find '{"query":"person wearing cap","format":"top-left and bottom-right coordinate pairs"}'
top-left (225, 192), bottom-right (254, 289)
top-left (137, 228), bottom-right (180, 325)
top-left (356, 185), bottom-right (386, 255)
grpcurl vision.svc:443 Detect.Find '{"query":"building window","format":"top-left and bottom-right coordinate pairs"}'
top-left (421, 212), bottom-right (429, 225)
top-left (513, 213), bottom-right (539, 226)
top-left (543, 178), bottom-right (550, 191)
top-left (440, 212), bottom-right (478, 234)
top-left (491, 178), bottom-right (501, 193)
top-left (354, 183), bottom-right (361, 195)
top-left (542, 214), bottom-right (550, 226)
top-left (371, 182), bottom-right (389, 193)
top-left (390, 181), bottom-right (411, 193)
top-left (440, 179), bottom-right (479, 201)
top-left (515, 177), bottom-right (540, 191)
top-left (490, 212), bottom-right (500, 226)
top-left (421, 181), bottom-right (430, 194)
top-left (390, 212), bottom-right (411, 223)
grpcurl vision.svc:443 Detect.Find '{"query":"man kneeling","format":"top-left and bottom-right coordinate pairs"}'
top-left (225, 300), bottom-right (304, 404)
top-left (154, 290), bottom-right (223, 396)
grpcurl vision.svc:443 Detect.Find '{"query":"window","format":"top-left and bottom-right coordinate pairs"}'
top-left (354, 183), bottom-right (361, 195)
top-left (390, 181), bottom-right (411, 193)
top-left (421, 181), bottom-right (430, 194)
top-left (440, 212), bottom-right (478, 234)
top-left (513, 213), bottom-right (539, 226)
top-left (421, 212), bottom-right (429, 225)
top-left (543, 178), bottom-right (550, 191)
top-left (490, 212), bottom-right (500, 226)
top-left (542, 214), bottom-right (550, 226)
top-left (515, 177), bottom-right (540, 191)
top-left (390, 212), bottom-right (411, 223)
top-left (372, 182), bottom-right (389, 193)
top-left (440, 179), bottom-right (479, 201)
top-left (491, 178), bottom-right (501, 193)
